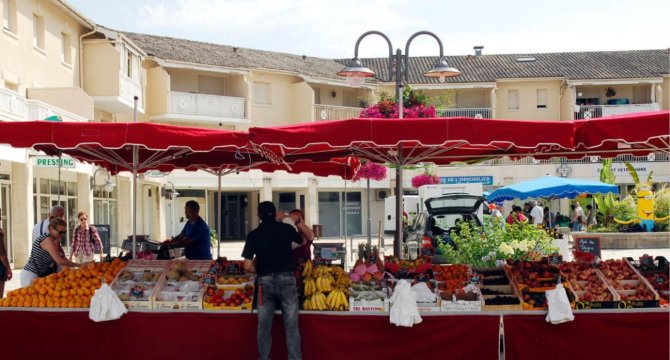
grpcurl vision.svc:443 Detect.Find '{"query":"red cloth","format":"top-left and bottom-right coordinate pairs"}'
top-left (0, 311), bottom-right (500, 360)
top-left (504, 311), bottom-right (670, 360)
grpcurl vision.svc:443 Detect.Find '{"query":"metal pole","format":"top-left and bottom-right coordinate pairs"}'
top-left (395, 49), bottom-right (404, 120)
top-left (394, 147), bottom-right (403, 258)
top-left (217, 172), bottom-right (222, 259)
top-left (367, 178), bottom-right (371, 246)
top-left (132, 96), bottom-right (138, 258)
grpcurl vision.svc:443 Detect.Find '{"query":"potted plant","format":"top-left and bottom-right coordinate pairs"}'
top-left (605, 87), bottom-right (616, 97)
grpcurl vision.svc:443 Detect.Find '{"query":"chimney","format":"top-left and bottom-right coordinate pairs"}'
top-left (474, 46), bottom-right (484, 57)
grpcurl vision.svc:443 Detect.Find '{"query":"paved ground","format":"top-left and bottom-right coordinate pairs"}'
top-left (3, 240), bottom-right (669, 298)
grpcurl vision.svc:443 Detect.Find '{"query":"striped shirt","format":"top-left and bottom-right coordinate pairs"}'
top-left (71, 225), bottom-right (102, 257)
top-left (24, 234), bottom-right (61, 277)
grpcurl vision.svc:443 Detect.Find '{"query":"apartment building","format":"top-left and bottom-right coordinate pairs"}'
top-left (0, 1), bottom-right (668, 266)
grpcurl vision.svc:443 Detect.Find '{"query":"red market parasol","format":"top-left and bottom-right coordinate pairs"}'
top-left (249, 116), bottom-right (577, 256)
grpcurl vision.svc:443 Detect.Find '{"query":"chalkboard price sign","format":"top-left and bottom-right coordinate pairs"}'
top-left (92, 224), bottom-right (111, 255)
top-left (574, 236), bottom-right (601, 259)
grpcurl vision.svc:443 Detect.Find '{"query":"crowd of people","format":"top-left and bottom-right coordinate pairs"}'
top-left (490, 200), bottom-right (596, 231)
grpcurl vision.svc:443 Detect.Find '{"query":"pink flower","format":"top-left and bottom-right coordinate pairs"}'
top-left (352, 162), bottom-right (387, 181)
top-left (411, 173), bottom-right (440, 188)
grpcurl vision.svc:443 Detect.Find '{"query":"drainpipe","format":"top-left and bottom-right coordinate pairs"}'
top-left (558, 78), bottom-right (566, 121)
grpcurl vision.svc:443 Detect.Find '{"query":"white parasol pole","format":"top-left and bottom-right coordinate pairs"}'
top-left (395, 145), bottom-right (404, 258)
top-left (132, 96), bottom-right (138, 258)
top-left (217, 171), bottom-right (222, 259)
top-left (367, 177), bottom-right (371, 246)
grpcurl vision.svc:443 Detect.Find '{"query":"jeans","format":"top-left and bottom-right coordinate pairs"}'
top-left (257, 272), bottom-right (301, 360)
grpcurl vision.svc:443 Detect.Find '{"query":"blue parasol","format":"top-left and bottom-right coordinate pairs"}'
top-left (486, 176), bottom-right (619, 202)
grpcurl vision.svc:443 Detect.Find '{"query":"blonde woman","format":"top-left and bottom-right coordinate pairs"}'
top-left (70, 211), bottom-right (103, 263)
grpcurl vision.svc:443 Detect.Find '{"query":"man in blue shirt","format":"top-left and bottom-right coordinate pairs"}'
top-left (163, 200), bottom-right (212, 260)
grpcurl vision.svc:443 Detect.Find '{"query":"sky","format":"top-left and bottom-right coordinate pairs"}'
top-left (68, 0), bottom-right (670, 59)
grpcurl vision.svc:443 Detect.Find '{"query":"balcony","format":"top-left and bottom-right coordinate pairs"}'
top-left (149, 91), bottom-right (248, 125)
top-left (0, 87), bottom-right (28, 120)
top-left (574, 103), bottom-right (659, 120)
top-left (26, 99), bottom-right (88, 122)
top-left (436, 107), bottom-right (493, 119)
top-left (314, 104), bottom-right (362, 122)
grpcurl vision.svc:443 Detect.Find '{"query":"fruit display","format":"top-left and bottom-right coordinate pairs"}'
top-left (626, 255), bottom-right (669, 304)
top-left (302, 261), bottom-right (349, 311)
top-left (203, 285), bottom-right (254, 309)
top-left (153, 260), bottom-right (209, 310)
top-left (597, 259), bottom-right (659, 303)
top-left (559, 261), bottom-right (617, 306)
top-left (202, 258), bottom-right (247, 286)
top-left (1, 259), bottom-right (127, 308)
top-left (432, 264), bottom-right (471, 293)
top-left (507, 259), bottom-right (575, 309)
top-left (111, 260), bottom-right (169, 308)
top-left (384, 256), bottom-right (431, 278)
top-left (476, 268), bottom-right (522, 311)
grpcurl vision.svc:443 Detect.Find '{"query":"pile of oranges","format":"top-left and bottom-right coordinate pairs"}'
top-left (1, 258), bottom-right (127, 308)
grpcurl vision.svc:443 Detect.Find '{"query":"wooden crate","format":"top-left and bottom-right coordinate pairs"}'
top-left (109, 260), bottom-right (171, 310)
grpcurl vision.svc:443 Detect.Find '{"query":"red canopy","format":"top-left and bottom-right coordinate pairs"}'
top-left (249, 117), bottom-right (577, 165)
top-left (574, 111), bottom-right (670, 157)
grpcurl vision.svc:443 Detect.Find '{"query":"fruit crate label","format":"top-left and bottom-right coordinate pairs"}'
top-left (549, 255), bottom-right (563, 265)
top-left (617, 299), bottom-right (660, 309)
top-left (574, 300), bottom-right (617, 310)
top-left (469, 274), bottom-right (482, 285)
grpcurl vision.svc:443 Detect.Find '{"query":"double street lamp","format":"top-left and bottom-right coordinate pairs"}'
top-left (337, 30), bottom-right (461, 257)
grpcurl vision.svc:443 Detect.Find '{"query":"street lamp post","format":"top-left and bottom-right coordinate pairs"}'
top-left (337, 30), bottom-right (461, 258)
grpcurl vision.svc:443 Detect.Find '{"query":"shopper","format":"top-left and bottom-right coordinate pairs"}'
top-left (21, 218), bottom-right (82, 287)
top-left (242, 201), bottom-right (306, 360)
top-left (586, 204), bottom-right (597, 228)
top-left (70, 211), bottom-right (103, 263)
top-left (506, 205), bottom-right (528, 225)
top-left (570, 204), bottom-right (584, 231)
top-left (32, 205), bottom-right (65, 242)
top-left (530, 201), bottom-right (544, 225)
top-left (163, 200), bottom-right (212, 260)
top-left (543, 207), bottom-right (554, 228)
top-left (289, 209), bottom-right (315, 264)
top-left (0, 209), bottom-right (12, 298)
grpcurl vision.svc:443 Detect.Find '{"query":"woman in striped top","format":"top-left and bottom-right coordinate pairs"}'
top-left (20, 218), bottom-right (82, 287)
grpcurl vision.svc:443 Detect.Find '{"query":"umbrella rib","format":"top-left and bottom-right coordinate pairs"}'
top-left (351, 146), bottom-right (393, 164)
top-left (77, 148), bottom-right (130, 171)
top-left (137, 148), bottom-right (192, 171)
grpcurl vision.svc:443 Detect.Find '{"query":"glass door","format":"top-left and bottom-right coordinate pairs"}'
top-left (0, 184), bottom-right (11, 263)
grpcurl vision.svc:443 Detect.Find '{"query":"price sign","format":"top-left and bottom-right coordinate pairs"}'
top-left (574, 236), bottom-right (601, 259)
top-left (549, 255), bottom-right (563, 265)
top-left (469, 274), bottom-right (482, 285)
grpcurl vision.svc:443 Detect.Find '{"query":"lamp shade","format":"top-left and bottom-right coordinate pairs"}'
top-left (336, 58), bottom-right (375, 78)
top-left (423, 58), bottom-right (461, 79)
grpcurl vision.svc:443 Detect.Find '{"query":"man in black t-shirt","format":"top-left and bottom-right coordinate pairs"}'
top-left (242, 201), bottom-right (306, 360)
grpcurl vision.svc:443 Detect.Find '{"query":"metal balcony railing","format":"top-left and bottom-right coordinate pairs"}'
top-left (574, 103), bottom-right (659, 119)
top-left (314, 104), bottom-right (362, 121)
top-left (170, 92), bottom-right (246, 119)
top-left (436, 107), bottom-right (492, 119)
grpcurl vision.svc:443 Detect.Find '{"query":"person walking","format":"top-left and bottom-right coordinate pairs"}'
top-left (586, 204), bottom-right (597, 228)
top-left (70, 211), bottom-right (103, 263)
top-left (530, 201), bottom-right (544, 225)
top-left (242, 201), bottom-right (307, 360)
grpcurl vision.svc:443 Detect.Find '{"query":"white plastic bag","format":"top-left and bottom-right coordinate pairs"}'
top-left (389, 280), bottom-right (422, 327)
top-left (545, 283), bottom-right (574, 325)
top-left (411, 282), bottom-right (437, 303)
top-left (89, 283), bottom-right (128, 322)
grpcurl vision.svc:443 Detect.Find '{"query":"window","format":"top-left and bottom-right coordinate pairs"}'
top-left (2, 0), bottom-right (17, 34)
top-left (508, 90), bottom-right (519, 110)
top-left (632, 86), bottom-right (650, 104)
top-left (126, 51), bottom-right (133, 78)
top-left (32, 14), bottom-right (45, 50)
top-left (537, 89), bottom-right (547, 109)
top-left (314, 87), bottom-right (321, 104)
top-left (318, 192), bottom-right (362, 237)
top-left (61, 32), bottom-right (72, 64)
top-left (253, 82), bottom-right (270, 105)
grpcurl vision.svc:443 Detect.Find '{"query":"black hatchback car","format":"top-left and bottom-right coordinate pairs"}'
top-left (406, 193), bottom-right (485, 258)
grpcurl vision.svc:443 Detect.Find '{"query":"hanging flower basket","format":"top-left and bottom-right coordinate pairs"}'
top-left (411, 172), bottom-right (440, 188)
top-left (352, 162), bottom-right (387, 182)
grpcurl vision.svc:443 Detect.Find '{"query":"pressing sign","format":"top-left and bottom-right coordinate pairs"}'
top-left (574, 236), bottom-right (601, 259)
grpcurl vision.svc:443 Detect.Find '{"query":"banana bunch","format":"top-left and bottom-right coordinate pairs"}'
top-left (326, 288), bottom-right (350, 311)
top-left (316, 275), bottom-right (333, 292)
top-left (335, 274), bottom-right (350, 287)
top-left (303, 292), bottom-right (329, 311)
top-left (304, 278), bottom-right (317, 296)
top-left (311, 265), bottom-right (332, 279)
top-left (301, 260), bottom-right (313, 278)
